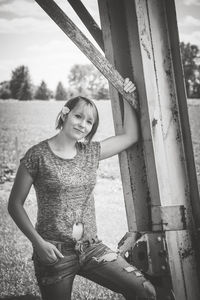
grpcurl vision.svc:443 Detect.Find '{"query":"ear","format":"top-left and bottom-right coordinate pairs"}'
top-left (61, 113), bottom-right (66, 122)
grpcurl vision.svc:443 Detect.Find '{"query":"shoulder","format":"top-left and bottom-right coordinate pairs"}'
top-left (21, 139), bottom-right (48, 164)
top-left (78, 141), bottom-right (101, 154)
top-left (24, 139), bottom-right (47, 156)
top-left (78, 141), bottom-right (101, 165)
top-left (20, 140), bottom-right (48, 182)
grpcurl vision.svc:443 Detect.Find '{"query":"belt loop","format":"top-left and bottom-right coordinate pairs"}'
top-left (57, 242), bottom-right (62, 252)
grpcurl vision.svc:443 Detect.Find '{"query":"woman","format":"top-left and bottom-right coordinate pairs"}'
top-left (8, 78), bottom-right (156, 300)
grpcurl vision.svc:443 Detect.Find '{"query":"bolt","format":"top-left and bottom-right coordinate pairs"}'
top-left (157, 236), bottom-right (162, 242)
top-left (161, 265), bottom-right (166, 270)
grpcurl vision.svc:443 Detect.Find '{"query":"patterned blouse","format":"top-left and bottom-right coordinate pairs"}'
top-left (20, 139), bottom-right (101, 243)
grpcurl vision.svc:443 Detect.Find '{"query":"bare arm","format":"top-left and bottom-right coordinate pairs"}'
top-left (8, 164), bottom-right (63, 262)
top-left (100, 78), bottom-right (139, 160)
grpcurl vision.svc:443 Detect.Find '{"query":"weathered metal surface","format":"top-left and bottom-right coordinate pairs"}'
top-left (35, 0), bottom-right (138, 110)
top-left (166, 230), bottom-right (200, 300)
top-left (120, 232), bottom-right (173, 299)
top-left (67, 0), bottom-right (104, 51)
top-left (98, 0), bottom-right (150, 231)
top-left (133, 0), bottom-right (174, 209)
top-left (165, 0), bottom-right (200, 231)
top-left (151, 205), bottom-right (186, 231)
top-left (132, 1), bottom-right (200, 297)
top-left (142, 0), bottom-right (191, 219)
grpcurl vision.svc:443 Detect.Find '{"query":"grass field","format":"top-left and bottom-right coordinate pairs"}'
top-left (0, 99), bottom-right (199, 299)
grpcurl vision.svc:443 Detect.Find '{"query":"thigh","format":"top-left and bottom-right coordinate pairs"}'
top-left (80, 245), bottom-right (156, 299)
top-left (33, 250), bottom-right (79, 300)
top-left (39, 275), bottom-right (75, 300)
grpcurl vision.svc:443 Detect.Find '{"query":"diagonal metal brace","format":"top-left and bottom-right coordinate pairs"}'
top-left (35, 0), bottom-right (138, 110)
top-left (67, 0), bottom-right (104, 51)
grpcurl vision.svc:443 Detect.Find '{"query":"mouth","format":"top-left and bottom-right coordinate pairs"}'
top-left (74, 128), bottom-right (84, 134)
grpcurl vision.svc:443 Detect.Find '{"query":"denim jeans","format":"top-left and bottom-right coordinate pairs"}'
top-left (32, 239), bottom-right (156, 300)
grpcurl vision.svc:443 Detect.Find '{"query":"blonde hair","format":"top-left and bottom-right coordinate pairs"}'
top-left (55, 96), bottom-right (99, 142)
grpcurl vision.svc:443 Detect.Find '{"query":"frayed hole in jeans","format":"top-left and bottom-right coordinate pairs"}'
top-left (93, 252), bottom-right (118, 263)
top-left (123, 266), bottom-right (143, 277)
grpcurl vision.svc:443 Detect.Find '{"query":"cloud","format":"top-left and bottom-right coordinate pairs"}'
top-left (0, 39), bottom-right (91, 89)
top-left (0, 0), bottom-right (100, 25)
top-left (180, 31), bottom-right (200, 47)
top-left (0, 17), bottom-right (61, 34)
top-left (183, 0), bottom-right (200, 5)
top-left (0, 0), bottom-right (100, 41)
top-left (26, 40), bottom-right (91, 66)
top-left (0, 0), bottom-right (43, 18)
top-left (179, 16), bottom-right (200, 27)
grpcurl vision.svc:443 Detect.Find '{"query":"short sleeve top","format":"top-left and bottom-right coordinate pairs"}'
top-left (20, 139), bottom-right (101, 242)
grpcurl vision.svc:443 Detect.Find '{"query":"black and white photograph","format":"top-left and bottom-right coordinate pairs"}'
top-left (0, 1), bottom-right (200, 299)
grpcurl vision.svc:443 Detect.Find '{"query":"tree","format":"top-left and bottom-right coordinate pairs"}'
top-left (87, 71), bottom-right (109, 99)
top-left (10, 65), bottom-right (33, 100)
top-left (18, 78), bottom-right (33, 100)
top-left (55, 81), bottom-right (68, 100)
top-left (68, 64), bottom-right (109, 99)
top-left (0, 81), bottom-right (12, 99)
top-left (68, 64), bottom-right (94, 96)
top-left (180, 42), bottom-right (200, 98)
top-left (34, 80), bottom-right (50, 100)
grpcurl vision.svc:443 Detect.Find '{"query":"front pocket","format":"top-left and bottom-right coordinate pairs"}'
top-left (40, 257), bottom-right (59, 266)
top-left (33, 251), bottom-right (60, 267)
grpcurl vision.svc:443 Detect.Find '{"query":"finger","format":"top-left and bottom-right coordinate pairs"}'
top-left (127, 86), bottom-right (136, 93)
top-left (124, 83), bottom-right (132, 93)
top-left (124, 85), bottom-right (136, 93)
top-left (125, 83), bottom-right (135, 90)
top-left (53, 247), bottom-right (64, 258)
top-left (48, 250), bottom-right (58, 261)
top-left (123, 80), bottom-right (136, 92)
top-left (124, 77), bottom-right (130, 85)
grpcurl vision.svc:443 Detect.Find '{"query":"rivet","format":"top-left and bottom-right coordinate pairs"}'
top-left (161, 265), bottom-right (166, 270)
top-left (157, 236), bottom-right (162, 242)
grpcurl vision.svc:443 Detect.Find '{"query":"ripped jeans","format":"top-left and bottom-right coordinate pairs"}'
top-left (32, 239), bottom-right (156, 300)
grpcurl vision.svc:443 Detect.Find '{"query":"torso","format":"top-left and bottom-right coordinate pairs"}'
top-left (21, 139), bottom-right (101, 242)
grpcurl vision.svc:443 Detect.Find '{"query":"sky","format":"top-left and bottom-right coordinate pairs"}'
top-left (0, 0), bottom-right (200, 91)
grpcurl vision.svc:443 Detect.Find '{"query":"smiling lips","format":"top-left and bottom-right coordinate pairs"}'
top-left (74, 128), bottom-right (84, 134)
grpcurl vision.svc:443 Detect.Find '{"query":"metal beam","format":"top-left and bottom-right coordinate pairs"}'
top-left (99, 0), bottom-right (200, 298)
top-left (67, 0), bottom-right (104, 51)
top-left (35, 0), bottom-right (138, 110)
top-left (98, 0), bottom-right (151, 232)
top-left (165, 0), bottom-right (200, 231)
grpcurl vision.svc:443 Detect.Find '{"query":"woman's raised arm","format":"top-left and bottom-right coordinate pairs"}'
top-left (100, 78), bottom-right (139, 160)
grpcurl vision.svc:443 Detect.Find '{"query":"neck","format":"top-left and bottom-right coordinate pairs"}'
top-left (53, 131), bottom-right (77, 150)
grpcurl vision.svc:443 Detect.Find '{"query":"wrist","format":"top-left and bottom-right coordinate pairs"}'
top-left (30, 234), bottom-right (44, 247)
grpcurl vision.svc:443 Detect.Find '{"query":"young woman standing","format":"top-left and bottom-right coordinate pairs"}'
top-left (8, 78), bottom-right (156, 300)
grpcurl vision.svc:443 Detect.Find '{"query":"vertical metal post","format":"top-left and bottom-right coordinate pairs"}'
top-left (98, 0), bottom-right (200, 299)
top-left (98, 0), bottom-right (151, 233)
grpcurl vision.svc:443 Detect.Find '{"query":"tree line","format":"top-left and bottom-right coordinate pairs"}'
top-left (0, 42), bottom-right (200, 101)
top-left (0, 64), bottom-right (109, 101)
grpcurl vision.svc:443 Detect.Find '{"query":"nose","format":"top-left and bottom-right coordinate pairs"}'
top-left (78, 119), bottom-right (86, 128)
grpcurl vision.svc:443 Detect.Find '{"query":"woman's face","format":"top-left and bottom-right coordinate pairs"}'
top-left (62, 101), bottom-right (95, 141)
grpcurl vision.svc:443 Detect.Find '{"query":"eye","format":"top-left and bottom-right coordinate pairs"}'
top-left (87, 120), bottom-right (93, 125)
top-left (75, 114), bottom-right (81, 119)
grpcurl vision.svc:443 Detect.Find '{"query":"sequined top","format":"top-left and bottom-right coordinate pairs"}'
top-left (20, 139), bottom-right (101, 242)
